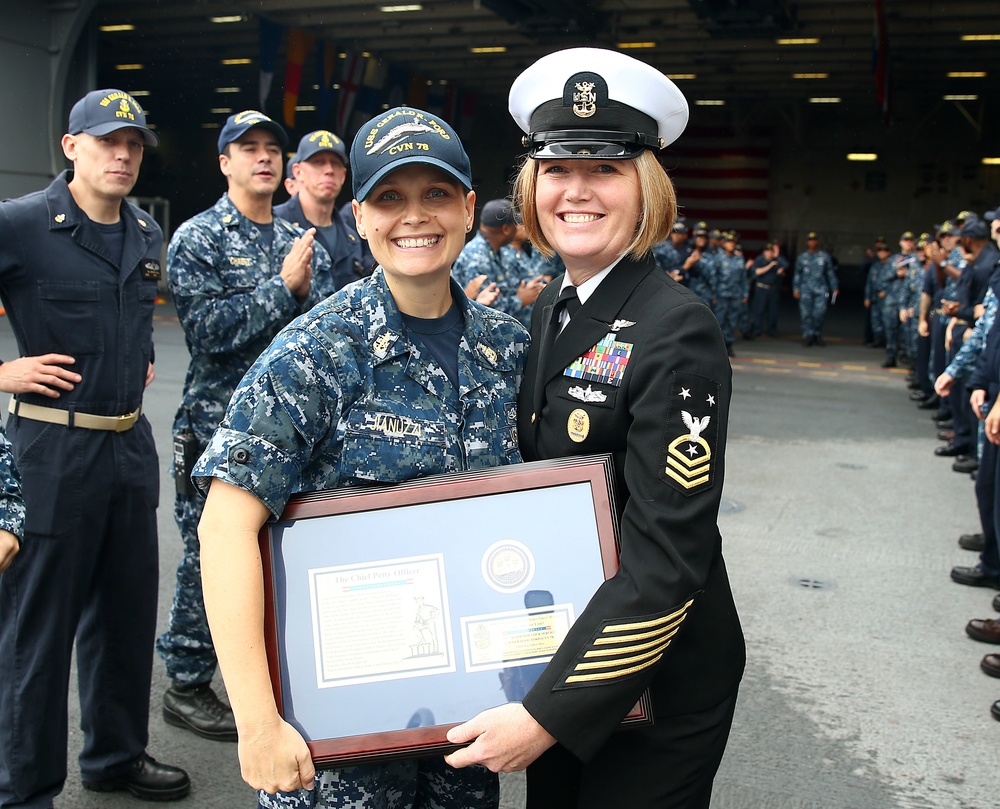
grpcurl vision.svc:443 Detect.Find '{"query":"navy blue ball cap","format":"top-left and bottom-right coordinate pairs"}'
top-left (481, 198), bottom-right (516, 227)
top-left (351, 107), bottom-right (472, 202)
top-left (296, 129), bottom-right (348, 166)
top-left (986, 207), bottom-right (1000, 222)
top-left (960, 218), bottom-right (989, 239)
top-left (68, 89), bottom-right (158, 146)
top-left (217, 110), bottom-right (288, 154)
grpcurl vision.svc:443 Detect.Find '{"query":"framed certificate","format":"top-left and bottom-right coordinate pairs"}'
top-left (259, 453), bottom-right (650, 767)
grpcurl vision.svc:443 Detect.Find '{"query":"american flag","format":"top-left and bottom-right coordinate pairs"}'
top-left (668, 127), bottom-right (770, 253)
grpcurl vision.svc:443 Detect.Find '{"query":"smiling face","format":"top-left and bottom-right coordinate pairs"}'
top-left (219, 128), bottom-right (282, 201)
top-left (62, 129), bottom-right (144, 203)
top-left (534, 158), bottom-right (642, 283)
top-left (352, 163), bottom-right (475, 288)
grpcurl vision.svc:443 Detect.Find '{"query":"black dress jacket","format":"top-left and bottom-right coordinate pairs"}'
top-left (517, 254), bottom-right (746, 762)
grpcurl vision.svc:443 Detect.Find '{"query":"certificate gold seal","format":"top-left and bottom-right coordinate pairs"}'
top-left (481, 539), bottom-right (535, 593)
top-left (567, 408), bottom-right (590, 443)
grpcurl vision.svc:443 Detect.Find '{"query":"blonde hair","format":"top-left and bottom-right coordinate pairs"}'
top-left (513, 150), bottom-right (676, 260)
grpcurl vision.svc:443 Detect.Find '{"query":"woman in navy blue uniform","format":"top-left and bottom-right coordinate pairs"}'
top-left (195, 108), bottom-right (528, 809)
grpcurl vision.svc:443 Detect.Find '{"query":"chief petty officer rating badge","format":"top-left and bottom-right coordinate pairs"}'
top-left (661, 373), bottom-right (720, 496)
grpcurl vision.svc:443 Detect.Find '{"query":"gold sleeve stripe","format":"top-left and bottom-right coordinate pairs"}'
top-left (573, 634), bottom-right (675, 671)
top-left (667, 456), bottom-right (710, 478)
top-left (565, 652), bottom-right (665, 684)
top-left (599, 599), bottom-right (694, 634)
top-left (665, 467), bottom-right (710, 489)
top-left (584, 625), bottom-right (682, 657)
top-left (592, 614), bottom-right (686, 646)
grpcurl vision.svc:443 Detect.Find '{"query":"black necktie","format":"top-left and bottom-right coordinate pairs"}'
top-left (531, 285), bottom-right (581, 438)
top-left (551, 285), bottom-right (581, 326)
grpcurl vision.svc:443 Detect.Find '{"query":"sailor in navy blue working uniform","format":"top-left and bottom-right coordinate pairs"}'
top-left (936, 218), bottom-right (1000, 459)
top-left (274, 129), bottom-right (367, 290)
top-left (0, 89), bottom-right (190, 807)
top-left (925, 221), bottom-right (966, 424)
top-left (453, 198), bottom-right (548, 326)
top-left (748, 241), bottom-right (784, 337)
top-left (194, 107), bottom-right (528, 808)
top-left (652, 220), bottom-right (692, 285)
top-left (156, 111), bottom-right (337, 743)
top-left (446, 47), bottom-right (744, 809)
top-left (793, 231), bottom-right (838, 346)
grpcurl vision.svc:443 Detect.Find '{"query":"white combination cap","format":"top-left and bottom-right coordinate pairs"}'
top-left (508, 47), bottom-right (689, 159)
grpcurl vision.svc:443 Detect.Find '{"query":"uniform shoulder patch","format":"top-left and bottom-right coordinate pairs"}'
top-left (660, 372), bottom-right (720, 496)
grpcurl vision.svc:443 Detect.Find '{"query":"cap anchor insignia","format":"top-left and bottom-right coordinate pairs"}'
top-left (510, 48), bottom-right (687, 159)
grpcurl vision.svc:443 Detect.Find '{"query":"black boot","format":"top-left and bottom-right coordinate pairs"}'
top-left (163, 681), bottom-right (238, 741)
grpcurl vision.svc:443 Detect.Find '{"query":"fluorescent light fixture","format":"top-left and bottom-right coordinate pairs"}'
top-left (146, 123), bottom-right (157, 130)
top-left (115, 63), bottom-right (143, 70)
top-left (100, 24), bottom-right (134, 32)
top-left (362, 51), bottom-right (372, 57)
top-left (948, 71), bottom-right (987, 78)
top-left (130, 90), bottom-right (151, 97)
top-left (982, 157), bottom-right (1000, 165)
top-left (617, 42), bottom-right (656, 49)
top-left (380, 4), bottom-right (422, 10)
top-left (333, 83), bottom-right (341, 90)
top-left (961, 34), bottom-right (1000, 41)
top-left (944, 94), bottom-right (978, 100)
top-left (210, 108), bottom-right (233, 114)
top-left (809, 97), bottom-right (841, 103)
top-left (214, 87), bottom-right (241, 93)
top-left (847, 153), bottom-right (878, 161)
top-left (201, 123), bottom-right (221, 129)
top-left (667, 74), bottom-right (697, 80)
top-left (470, 46), bottom-right (506, 53)
top-left (221, 58), bottom-right (252, 65)
top-left (295, 105), bottom-right (317, 112)
top-left (695, 99), bottom-right (725, 106)
top-left (793, 73), bottom-right (829, 79)
top-left (777, 37), bottom-right (820, 45)
top-left (210, 15), bottom-right (243, 23)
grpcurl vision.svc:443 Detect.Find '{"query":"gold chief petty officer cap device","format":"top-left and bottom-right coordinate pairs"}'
top-left (508, 47), bottom-right (689, 159)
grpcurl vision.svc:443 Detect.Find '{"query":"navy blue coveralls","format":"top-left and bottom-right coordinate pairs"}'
top-left (0, 171), bottom-right (161, 808)
top-left (273, 194), bottom-right (367, 290)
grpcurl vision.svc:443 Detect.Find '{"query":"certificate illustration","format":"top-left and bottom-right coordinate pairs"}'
top-left (308, 553), bottom-right (457, 688)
